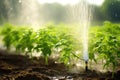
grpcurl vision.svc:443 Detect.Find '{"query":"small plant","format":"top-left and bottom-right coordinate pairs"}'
top-left (1, 23), bottom-right (14, 50)
top-left (34, 28), bottom-right (56, 65)
top-left (15, 29), bottom-right (36, 56)
top-left (0, 23), bottom-right (84, 66)
top-left (89, 21), bottom-right (120, 77)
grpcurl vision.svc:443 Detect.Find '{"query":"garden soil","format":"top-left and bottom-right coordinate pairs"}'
top-left (0, 49), bottom-right (120, 80)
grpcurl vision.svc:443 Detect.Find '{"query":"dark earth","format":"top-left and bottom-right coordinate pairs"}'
top-left (0, 49), bottom-right (120, 80)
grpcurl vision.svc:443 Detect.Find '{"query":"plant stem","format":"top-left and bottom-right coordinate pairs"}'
top-left (45, 56), bottom-right (48, 65)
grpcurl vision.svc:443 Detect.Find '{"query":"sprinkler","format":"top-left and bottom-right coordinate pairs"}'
top-left (83, 50), bottom-right (89, 72)
top-left (85, 60), bottom-right (88, 72)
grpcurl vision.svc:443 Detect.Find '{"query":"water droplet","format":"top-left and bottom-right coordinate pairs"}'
top-left (115, 14), bottom-right (118, 17)
top-left (52, 77), bottom-right (58, 80)
top-left (19, 0), bottom-right (22, 3)
top-left (66, 76), bottom-right (73, 80)
top-left (10, 8), bottom-right (13, 10)
top-left (112, 3), bottom-right (114, 5)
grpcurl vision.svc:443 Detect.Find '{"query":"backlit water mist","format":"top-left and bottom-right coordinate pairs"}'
top-left (68, 0), bottom-right (91, 62)
top-left (67, 0), bottom-right (92, 72)
top-left (6, 0), bottom-right (43, 28)
top-left (80, 0), bottom-right (91, 62)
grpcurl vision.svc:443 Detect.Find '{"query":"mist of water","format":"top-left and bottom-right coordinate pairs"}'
top-left (81, 0), bottom-right (91, 61)
top-left (5, 0), bottom-right (44, 29)
top-left (68, 0), bottom-right (91, 61)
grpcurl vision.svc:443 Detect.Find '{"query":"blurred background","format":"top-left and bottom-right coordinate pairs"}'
top-left (0, 0), bottom-right (120, 26)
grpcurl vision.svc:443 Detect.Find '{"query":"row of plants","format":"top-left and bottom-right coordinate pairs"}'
top-left (0, 23), bottom-right (81, 65)
top-left (89, 21), bottom-right (120, 77)
top-left (0, 22), bottom-right (120, 75)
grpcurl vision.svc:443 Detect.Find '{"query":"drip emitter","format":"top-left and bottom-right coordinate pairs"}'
top-left (85, 60), bottom-right (88, 72)
top-left (83, 51), bottom-right (89, 72)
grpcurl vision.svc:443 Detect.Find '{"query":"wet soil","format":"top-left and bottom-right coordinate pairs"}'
top-left (0, 49), bottom-right (120, 80)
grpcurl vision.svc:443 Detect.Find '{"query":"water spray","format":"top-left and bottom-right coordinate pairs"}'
top-left (67, 0), bottom-right (91, 72)
top-left (80, 0), bottom-right (90, 72)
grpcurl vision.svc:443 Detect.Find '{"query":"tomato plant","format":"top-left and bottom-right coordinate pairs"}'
top-left (34, 28), bottom-right (57, 65)
top-left (1, 23), bottom-right (14, 50)
top-left (15, 28), bottom-right (36, 56)
top-left (0, 23), bottom-right (89, 66)
top-left (89, 21), bottom-right (120, 77)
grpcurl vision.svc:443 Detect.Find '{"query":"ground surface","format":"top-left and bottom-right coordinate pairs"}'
top-left (0, 49), bottom-right (120, 80)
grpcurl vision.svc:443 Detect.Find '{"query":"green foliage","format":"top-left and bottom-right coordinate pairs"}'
top-left (0, 22), bottom-right (120, 72)
top-left (15, 28), bottom-right (36, 56)
top-left (92, 5), bottom-right (105, 23)
top-left (0, 23), bottom-right (80, 65)
top-left (34, 28), bottom-right (56, 64)
top-left (1, 23), bottom-right (14, 50)
top-left (34, 24), bottom-right (79, 65)
top-left (1, 22), bottom-right (120, 72)
top-left (1, 23), bottom-right (32, 52)
top-left (89, 21), bottom-right (120, 74)
top-left (101, 0), bottom-right (120, 22)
